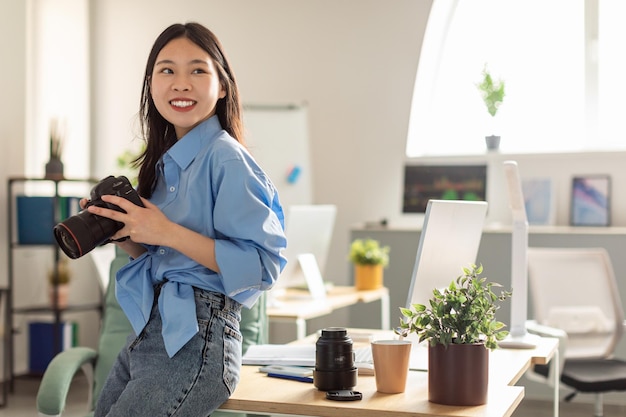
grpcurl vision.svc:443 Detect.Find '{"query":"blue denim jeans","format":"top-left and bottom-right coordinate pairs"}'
top-left (94, 286), bottom-right (243, 417)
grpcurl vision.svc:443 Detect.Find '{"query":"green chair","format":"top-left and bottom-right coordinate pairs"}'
top-left (36, 248), bottom-right (268, 417)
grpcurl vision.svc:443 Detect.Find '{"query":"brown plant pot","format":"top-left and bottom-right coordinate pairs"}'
top-left (428, 342), bottom-right (489, 406)
top-left (45, 157), bottom-right (65, 180)
top-left (354, 264), bottom-right (383, 290)
top-left (49, 284), bottom-right (69, 309)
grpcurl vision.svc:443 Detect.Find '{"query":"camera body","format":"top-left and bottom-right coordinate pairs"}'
top-left (54, 175), bottom-right (144, 259)
top-left (85, 175), bottom-right (143, 213)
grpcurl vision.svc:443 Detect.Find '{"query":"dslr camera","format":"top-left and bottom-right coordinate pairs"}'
top-left (53, 175), bottom-right (144, 259)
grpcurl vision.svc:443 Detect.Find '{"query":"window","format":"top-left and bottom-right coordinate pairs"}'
top-left (406, 0), bottom-right (624, 157)
top-left (26, 0), bottom-right (90, 178)
top-left (598, 1), bottom-right (626, 148)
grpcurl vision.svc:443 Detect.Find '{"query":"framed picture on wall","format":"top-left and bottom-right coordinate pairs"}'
top-left (570, 175), bottom-right (611, 227)
top-left (522, 178), bottom-right (555, 226)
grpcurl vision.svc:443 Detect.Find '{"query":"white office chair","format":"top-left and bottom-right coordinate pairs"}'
top-left (526, 247), bottom-right (626, 417)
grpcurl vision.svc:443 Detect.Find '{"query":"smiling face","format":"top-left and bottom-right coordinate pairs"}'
top-left (150, 37), bottom-right (226, 139)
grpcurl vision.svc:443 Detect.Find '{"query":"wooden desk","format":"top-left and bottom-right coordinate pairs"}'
top-left (220, 333), bottom-right (558, 417)
top-left (267, 286), bottom-right (390, 340)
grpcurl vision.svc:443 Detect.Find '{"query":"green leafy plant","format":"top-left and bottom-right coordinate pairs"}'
top-left (348, 238), bottom-right (390, 267)
top-left (49, 118), bottom-right (64, 160)
top-left (116, 143), bottom-right (145, 187)
top-left (397, 264), bottom-right (511, 350)
top-left (476, 65), bottom-right (505, 117)
top-left (48, 256), bottom-right (71, 285)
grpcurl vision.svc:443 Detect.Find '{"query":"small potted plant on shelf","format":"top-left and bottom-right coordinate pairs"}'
top-left (348, 238), bottom-right (390, 290)
top-left (47, 255), bottom-right (72, 309)
top-left (397, 264), bottom-right (511, 406)
top-left (45, 118), bottom-right (65, 180)
top-left (476, 65), bottom-right (505, 151)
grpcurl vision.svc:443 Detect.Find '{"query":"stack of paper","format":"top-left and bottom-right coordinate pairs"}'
top-left (242, 344), bottom-right (316, 366)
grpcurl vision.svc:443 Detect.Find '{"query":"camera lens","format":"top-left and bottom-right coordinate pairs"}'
top-left (53, 223), bottom-right (81, 259)
top-left (313, 327), bottom-right (357, 391)
top-left (52, 176), bottom-right (143, 259)
top-left (53, 209), bottom-right (119, 259)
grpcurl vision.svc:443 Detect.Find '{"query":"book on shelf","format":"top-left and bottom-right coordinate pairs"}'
top-left (16, 196), bottom-right (81, 244)
top-left (28, 321), bottom-right (78, 374)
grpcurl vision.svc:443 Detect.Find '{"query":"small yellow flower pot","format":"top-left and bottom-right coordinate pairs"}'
top-left (354, 264), bottom-right (383, 290)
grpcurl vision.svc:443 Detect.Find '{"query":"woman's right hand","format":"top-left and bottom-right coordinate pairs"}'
top-left (80, 197), bottom-right (146, 258)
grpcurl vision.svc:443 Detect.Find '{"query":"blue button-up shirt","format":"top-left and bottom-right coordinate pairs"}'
top-left (115, 116), bottom-right (287, 357)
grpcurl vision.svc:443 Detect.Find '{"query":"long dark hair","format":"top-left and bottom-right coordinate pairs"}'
top-left (135, 22), bottom-right (245, 197)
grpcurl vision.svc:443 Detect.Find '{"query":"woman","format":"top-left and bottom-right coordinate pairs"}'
top-left (87, 22), bottom-right (287, 416)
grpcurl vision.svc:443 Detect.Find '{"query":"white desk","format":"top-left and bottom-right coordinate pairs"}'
top-left (267, 286), bottom-right (390, 340)
top-left (220, 329), bottom-right (559, 417)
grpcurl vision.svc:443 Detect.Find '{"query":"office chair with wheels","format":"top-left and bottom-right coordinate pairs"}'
top-left (36, 247), bottom-right (268, 417)
top-left (526, 247), bottom-right (626, 417)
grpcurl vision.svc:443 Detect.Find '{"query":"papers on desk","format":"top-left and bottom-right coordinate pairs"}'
top-left (243, 343), bottom-right (429, 371)
top-left (242, 344), bottom-right (316, 366)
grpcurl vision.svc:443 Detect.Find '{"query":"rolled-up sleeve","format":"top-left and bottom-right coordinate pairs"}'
top-left (212, 157), bottom-right (287, 306)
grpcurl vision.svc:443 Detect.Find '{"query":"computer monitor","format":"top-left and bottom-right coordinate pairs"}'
top-left (405, 200), bottom-right (488, 309)
top-left (272, 204), bottom-right (337, 299)
top-left (402, 164), bottom-right (487, 213)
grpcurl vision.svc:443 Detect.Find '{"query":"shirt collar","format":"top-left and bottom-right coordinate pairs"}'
top-left (166, 116), bottom-right (222, 170)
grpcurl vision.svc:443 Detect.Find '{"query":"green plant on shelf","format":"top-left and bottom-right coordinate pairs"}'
top-left (49, 118), bottom-right (64, 161)
top-left (48, 255), bottom-right (71, 285)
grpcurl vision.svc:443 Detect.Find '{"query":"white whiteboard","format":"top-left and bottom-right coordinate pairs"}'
top-left (243, 104), bottom-right (312, 208)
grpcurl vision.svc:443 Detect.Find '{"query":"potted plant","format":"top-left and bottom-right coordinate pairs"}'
top-left (47, 255), bottom-right (72, 309)
top-left (348, 238), bottom-right (390, 290)
top-left (476, 65), bottom-right (505, 151)
top-left (397, 264), bottom-right (511, 406)
top-left (116, 142), bottom-right (145, 187)
top-left (45, 118), bottom-right (65, 179)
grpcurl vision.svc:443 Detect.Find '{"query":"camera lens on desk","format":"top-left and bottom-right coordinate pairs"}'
top-left (313, 327), bottom-right (357, 391)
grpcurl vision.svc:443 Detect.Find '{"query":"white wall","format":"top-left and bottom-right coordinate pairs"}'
top-left (0, 0), bottom-right (28, 285)
top-left (0, 0), bottom-right (26, 369)
top-left (89, 0), bottom-right (433, 287)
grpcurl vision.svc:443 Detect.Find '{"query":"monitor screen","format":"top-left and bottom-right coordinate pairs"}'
top-left (405, 200), bottom-right (488, 309)
top-left (274, 204), bottom-right (337, 292)
top-left (402, 164), bottom-right (487, 213)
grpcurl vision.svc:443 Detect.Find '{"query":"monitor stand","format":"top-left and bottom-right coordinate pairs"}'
top-left (296, 253), bottom-right (327, 300)
top-left (267, 253), bottom-right (327, 307)
top-left (501, 161), bottom-right (537, 350)
top-left (498, 332), bottom-right (541, 349)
